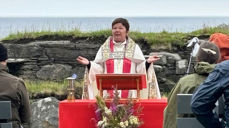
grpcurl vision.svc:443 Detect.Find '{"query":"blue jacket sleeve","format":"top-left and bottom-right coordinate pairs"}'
top-left (191, 60), bottom-right (229, 128)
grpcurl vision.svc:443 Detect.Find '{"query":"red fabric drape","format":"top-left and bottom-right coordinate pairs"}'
top-left (59, 99), bottom-right (167, 128)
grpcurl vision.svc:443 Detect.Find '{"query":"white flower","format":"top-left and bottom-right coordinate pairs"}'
top-left (104, 122), bottom-right (108, 127)
top-left (133, 117), bottom-right (139, 124)
top-left (97, 121), bottom-right (104, 126)
top-left (104, 107), bottom-right (108, 111)
top-left (104, 108), bottom-right (112, 115)
top-left (129, 116), bottom-right (139, 125)
top-left (119, 122), bottom-right (126, 128)
top-left (124, 120), bottom-right (129, 126)
top-left (102, 117), bottom-right (107, 122)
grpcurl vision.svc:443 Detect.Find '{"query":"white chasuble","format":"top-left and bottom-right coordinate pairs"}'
top-left (87, 36), bottom-right (154, 99)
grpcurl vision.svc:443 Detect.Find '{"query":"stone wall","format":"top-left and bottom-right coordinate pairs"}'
top-left (1, 37), bottom-right (195, 93)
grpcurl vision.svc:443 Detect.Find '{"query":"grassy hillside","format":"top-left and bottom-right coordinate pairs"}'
top-left (2, 24), bottom-right (229, 47)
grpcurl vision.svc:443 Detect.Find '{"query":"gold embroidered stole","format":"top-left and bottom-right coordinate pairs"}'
top-left (101, 37), bottom-right (136, 60)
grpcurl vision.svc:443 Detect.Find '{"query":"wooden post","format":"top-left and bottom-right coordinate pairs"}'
top-left (99, 79), bottom-right (103, 97)
top-left (136, 78), bottom-right (140, 99)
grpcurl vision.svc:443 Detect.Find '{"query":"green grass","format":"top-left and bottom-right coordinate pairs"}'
top-left (25, 80), bottom-right (83, 95)
top-left (2, 29), bottom-right (111, 42)
top-left (191, 24), bottom-right (229, 35)
top-left (2, 24), bottom-right (229, 48)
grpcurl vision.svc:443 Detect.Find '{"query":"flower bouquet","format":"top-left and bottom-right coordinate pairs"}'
top-left (95, 90), bottom-right (143, 128)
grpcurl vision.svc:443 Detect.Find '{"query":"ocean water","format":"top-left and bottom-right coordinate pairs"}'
top-left (0, 17), bottom-right (229, 39)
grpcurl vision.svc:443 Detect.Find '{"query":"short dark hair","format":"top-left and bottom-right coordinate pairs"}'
top-left (196, 41), bottom-right (220, 64)
top-left (112, 18), bottom-right (130, 31)
top-left (0, 43), bottom-right (8, 62)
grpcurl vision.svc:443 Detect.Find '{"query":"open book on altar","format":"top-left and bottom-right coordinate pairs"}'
top-left (95, 74), bottom-right (147, 99)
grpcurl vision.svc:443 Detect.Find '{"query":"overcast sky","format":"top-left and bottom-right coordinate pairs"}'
top-left (0, 0), bottom-right (229, 17)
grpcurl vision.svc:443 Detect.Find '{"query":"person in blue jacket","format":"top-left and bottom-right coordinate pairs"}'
top-left (191, 60), bottom-right (229, 128)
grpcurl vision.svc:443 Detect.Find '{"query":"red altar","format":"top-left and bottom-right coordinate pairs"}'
top-left (59, 99), bottom-right (167, 128)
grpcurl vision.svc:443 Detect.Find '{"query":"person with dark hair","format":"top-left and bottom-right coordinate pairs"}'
top-left (0, 43), bottom-right (31, 128)
top-left (191, 60), bottom-right (229, 128)
top-left (163, 41), bottom-right (220, 128)
top-left (111, 18), bottom-right (130, 31)
top-left (196, 41), bottom-right (221, 64)
top-left (77, 17), bottom-right (160, 99)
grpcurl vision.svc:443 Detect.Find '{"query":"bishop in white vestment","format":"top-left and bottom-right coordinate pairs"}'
top-left (77, 18), bottom-right (161, 99)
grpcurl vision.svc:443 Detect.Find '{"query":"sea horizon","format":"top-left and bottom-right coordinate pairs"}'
top-left (1, 15), bottom-right (229, 18)
top-left (0, 16), bottom-right (229, 39)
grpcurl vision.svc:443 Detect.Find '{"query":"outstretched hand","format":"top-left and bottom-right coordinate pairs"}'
top-left (147, 55), bottom-right (160, 63)
top-left (76, 56), bottom-right (89, 65)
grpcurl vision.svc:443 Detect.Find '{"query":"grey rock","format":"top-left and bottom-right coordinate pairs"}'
top-left (153, 65), bottom-right (163, 73)
top-left (159, 79), bottom-right (176, 93)
top-left (31, 97), bottom-right (59, 128)
top-left (7, 58), bottom-right (27, 63)
top-left (154, 55), bottom-right (167, 65)
top-left (176, 59), bottom-right (188, 74)
top-left (36, 64), bottom-right (72, 81)
top-left (71, 66), bottom-right (85, 79)
top-left (5, 43), bottom-right (46, 58)
top-left (150, 52), bottom-right (181, 61)
top-left (33, 41), bottom-right (73, 48)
